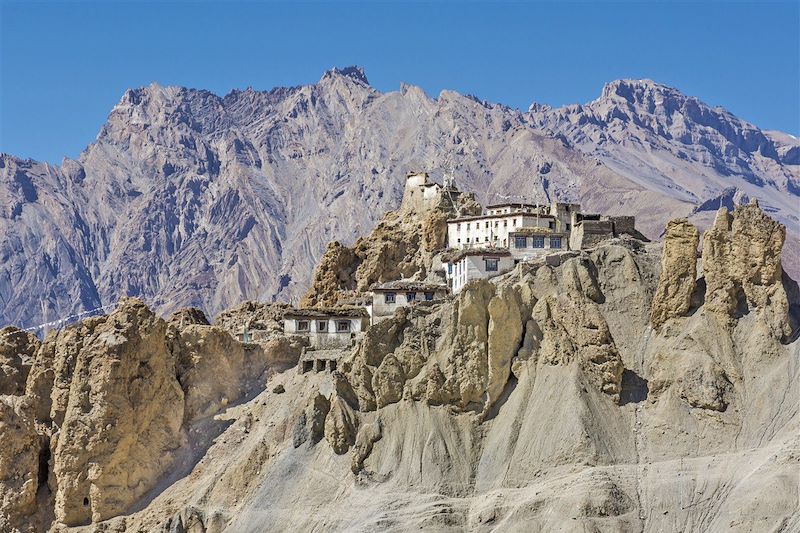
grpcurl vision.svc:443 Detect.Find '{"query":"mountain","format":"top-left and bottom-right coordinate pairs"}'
top-left (1, 67), bottom-right (798, 328)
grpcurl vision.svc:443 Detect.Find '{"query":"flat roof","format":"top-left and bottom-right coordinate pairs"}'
top-left (285, 306), bottom-right (369, 319)
top-left (371, 280), bottom-right (448, 292)
top-left (448, 212), bottom-right (555, 223)
top-left (442, 247), bottom-right (512, 262)
top-left (510, 228), bottom-right (567, 236)
top-left (485, 202), bottom-right (538, 209)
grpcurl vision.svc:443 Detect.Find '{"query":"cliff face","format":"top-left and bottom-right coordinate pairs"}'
top-left (1, 203), bottom-right (797, 532)
top-left (0, 298), bottom-right (302, 530)
top-left (2, 71), bottom-right (798, 329)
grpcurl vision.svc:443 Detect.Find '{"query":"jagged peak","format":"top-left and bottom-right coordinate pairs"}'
top-left (320, 66), bottom-right (370, 86)
top-left (598, 78), bottom-right (692, 106)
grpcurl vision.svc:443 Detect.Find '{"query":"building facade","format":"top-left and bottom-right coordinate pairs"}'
top-left (370, 280), bottom-right (448, 322)
top-left (443, 248), bottom-right (515, 294)
top-left (283, 307), bottom-right (369, 349)
top-left (446, 202), bottom-right (581, 250)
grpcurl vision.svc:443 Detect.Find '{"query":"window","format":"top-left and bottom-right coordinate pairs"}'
top-left (485, 236), bottom-right (489, 242)
top-left (424, 292), bottom-right (434, 301)
top-left (503, 220), bottom-right (508, 227)
top-left (533, 236), bottom-right (544, 248)
top-left (385, 292), bottom-right (396, 303)
top-left (457, 238), bottom-right (461, 244)
top-left (513, 219), bottom-right (517, 226)
top-left (485, 221), bottom-right (489, 228)
top-left (550, 237), bottom-right (562, 249)
top-left (514, 236), bottom-right (527, 248)
top-left (297, 320), bottom-right (310, 332)
top-left (406, 291), bottom-right (417, 302)
top-left (457, 223), bottom-right (461, 231)
top-left (466, 238), bottom-right (470, 243)
top-left (494, 235), bottom-right (498, 240)
top-left (448, 264), bottom-right (453, 274)
top-left (485, 258), bottom-right (499, 272)
top-left (317, 320), bottom-right (328, 332)
top-left (549, 220), bottom-right (555, 230)
top-left (466, 223), bottom-right (470, 230)
top-left (336, 321), bottom-right (351, 332)
top-left (566, 223), bottom-right (571, 231)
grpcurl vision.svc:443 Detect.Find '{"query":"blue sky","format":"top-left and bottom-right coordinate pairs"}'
top-left (1, 1), bottom-right (798, 164)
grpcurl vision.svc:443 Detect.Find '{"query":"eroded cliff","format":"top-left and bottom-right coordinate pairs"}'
top-left (1, 203), bottom-right (798, 532)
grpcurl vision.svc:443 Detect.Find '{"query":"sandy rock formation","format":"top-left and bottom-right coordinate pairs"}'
top-left (325, 393), bottom-right (358, 455)
top-left (0, 396), bottom-right (39, 532)
top-left (167, 307), bottom-right (210, 329)
top-left (0, 327), bottom-right (39, 396)
top-left (292, 392), bottom-right (330, 448)
top-left (300, 242), bottom-right (359, 307)
top-left (486, 285), bottom-right (525, 406)
top-left (702, 201), bottom-right (790, 338)
top-left (650, 219), bottom-right (699, 329)
top-left (51, 298), bottom-right (185, 526)
top-left (350, 420), bottom-right (382, 474)
top-left (213, 301), bottom-right (289, 339)
top-left (531, 293), bottom-right (624, 401)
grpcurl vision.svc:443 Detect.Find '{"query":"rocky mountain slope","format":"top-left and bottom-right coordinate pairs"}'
top-left (1, 202), bottom-right (797, 532)
top-left (1, 67), bottom-right (798, 330)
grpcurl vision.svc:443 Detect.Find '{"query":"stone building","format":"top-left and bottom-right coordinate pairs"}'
top-left (370, 280), bottom-right (448, 322)
top-left (443, 248), bottom-right (515, 294)
top-left (568, 215), bottom-right (640, 249)
top-left (283, 307), bottom-right (369, 349)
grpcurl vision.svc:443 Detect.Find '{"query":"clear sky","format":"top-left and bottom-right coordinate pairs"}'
top-left (1, 1), bottom-right (798, 164)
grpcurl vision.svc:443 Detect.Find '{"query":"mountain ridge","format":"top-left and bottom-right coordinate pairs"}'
top-left (1, 66), bottom-right (797, 329)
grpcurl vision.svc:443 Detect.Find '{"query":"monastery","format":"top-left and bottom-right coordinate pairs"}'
top-left (273, 171), bottom-right (643, 369)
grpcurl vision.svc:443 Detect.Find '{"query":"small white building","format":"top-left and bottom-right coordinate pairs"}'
top-left (447, 202), bottom-right (581, 250)
top-left (443, 248), bottom-right (515, 294)
top-left (370, 280), bottom-right (449, 322)
top-left (283, 307), bottom-right (369, 349)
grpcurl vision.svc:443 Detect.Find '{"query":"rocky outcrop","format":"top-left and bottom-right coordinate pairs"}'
top-left (213, 301), bottom-right (289, 339)
top-left (302, 176), bottom-right (480, 308)
top-left (293, 393), bottom-right (330, 448)
top-left (1, 228), bottom-right (797, 531)
top-left (51, 298), bottom-right (185, 526)
top-left (325, 393), bottom-right (358, 455)
top-left (300, 243), bottom-right (359, 308)
top-left (650, 219), bottom-right (699, 329)
top-left (0, 296), bottom-right (304, 530)
top-left (532, 293), bottom-right (624, 401)
top-left (486, 286), bottom-right (525, 405)
top-left (702, 201), bottom-right (790, 338)
top-left (167, 307), bottom-right (210, 329)
top-left (0, 327), bottom-right (39, 396)
top-left (0, 396), bottom-right (39, 532)
top-left (350, 421), bottom-right (382, 474)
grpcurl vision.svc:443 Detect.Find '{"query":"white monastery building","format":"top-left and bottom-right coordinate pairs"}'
top-left (283, 307), bottom-right (369, 349)
top-left (370, 280), bottom-right (448, 323)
